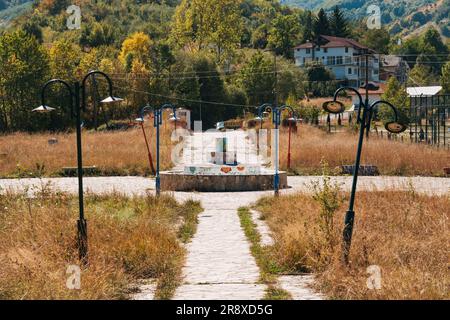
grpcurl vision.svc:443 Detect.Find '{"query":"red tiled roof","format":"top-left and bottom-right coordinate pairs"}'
top-left (294, 35), bottom-right (374, 52)
top-left (294, 42), bottom-right (314, 49)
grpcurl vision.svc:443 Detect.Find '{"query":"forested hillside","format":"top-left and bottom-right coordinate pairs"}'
top-left (0, 0), bottom-right (448, 133)
top-left (285, 0), bottom-right (450, 38)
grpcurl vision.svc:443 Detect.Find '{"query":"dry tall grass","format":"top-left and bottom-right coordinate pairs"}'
top-left (0, 187), bottom-right (201, 299)
top-left (0, 123), bottom-right (174, 177)
top-left (256, 188), bottom-right (449, 299)
top-left (278, 125), bottom-right (449, 176)
top-left (1, 124), bottom-right (448, 177)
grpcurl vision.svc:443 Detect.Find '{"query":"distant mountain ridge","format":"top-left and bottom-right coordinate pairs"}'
top-left (0, 0), bottom-right (31, 10)
top-left (0, 0), bottom-right (32, 26)
top-left (284, 0), bottom-right (449, 39)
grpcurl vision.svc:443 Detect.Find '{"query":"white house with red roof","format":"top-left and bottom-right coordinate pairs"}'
top-left (294, 35), bottom-right (380, 87)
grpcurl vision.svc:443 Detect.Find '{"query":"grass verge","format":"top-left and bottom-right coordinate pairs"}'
top-left (0, 186), bottom-right (202, 300)
top-left (255, 186), bottom-right (449, 299)
top-left (237, 207), bottom-right (291, 300)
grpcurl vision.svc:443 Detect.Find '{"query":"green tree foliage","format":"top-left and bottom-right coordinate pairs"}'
top-left (170, 0), bottom-right (243, 64)
top-left (238, 51), bottom-right (275, 106)
top-left (380, 77), bottom-right (410, 124)
top-left (300, 11), bottom-right (314, 42)
top-left (360, 28), bottom-right (390, 54)
top-left (0, 30), bottom-right (49, 132)
top-left (329, 6), bottom-right (349, 38)
top-left (392, 27), bottom-right (449, 74)
top-left (441, 62), bottom-right (450, 94)
top-left (408, 64), bottom-right (439, 86)
top-left (313, 8), bottom-right (330, 39)
top-left (267, 14), bottom-right (301, 59)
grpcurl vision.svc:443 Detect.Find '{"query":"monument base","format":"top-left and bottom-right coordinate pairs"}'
top-left (160, 170), bottom-right (288, 192)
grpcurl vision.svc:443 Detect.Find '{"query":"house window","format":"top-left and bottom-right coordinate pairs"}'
top-left (302, 57), bottom-right (305, 65)
top-left (348, 68), bottom-right (352, 74)
top-left (306, 48), bottom-right (311, 54)
top-left (337, 56), bottom-right (343, 65)
top-left (324, 48), bottom-right (328, 53)
top-left (316, 47), bottom-right (320, 51)
top-left (345, 56), bottom-right (352, 64)
top-left (345, 47), bottom-right (349, 53)
top-left (327, 56), bottom-right (336, 65)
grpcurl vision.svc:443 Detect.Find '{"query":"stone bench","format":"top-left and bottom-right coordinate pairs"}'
top-left (340, 165), bottom-right (379, 176)
top-left (60, 166), bottom-right (100, 177)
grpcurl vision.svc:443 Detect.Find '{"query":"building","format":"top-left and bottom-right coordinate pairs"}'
top-left (406, 86), bottom-right (443, 97)
top-left (294, 35), bottom-right (380, 87)
top-left (380, 55), bottom-right (409, 84)
top-left (348, 83), bottom-right (386, 107)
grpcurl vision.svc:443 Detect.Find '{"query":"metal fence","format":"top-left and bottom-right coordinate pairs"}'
top-left (409, 95), bottom-right (450, 148)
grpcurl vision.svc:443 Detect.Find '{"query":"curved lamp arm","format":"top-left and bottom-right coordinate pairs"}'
top-left (334, 86), bottom-right (364, 123)
top-left (139, 104), bottom-right (153, 120)
top-left (274, 105), bottom-right (296, 125)
top-left (154, 103), bottom-right (177, 126)
top-left (81, 70), bottom-right (115, 111)
top-left (368, 100), bottom-right (399, 122)
top-left (41, 79), bottom-right (74, 116)
top-left (257, 103), bottom-right (273, 118)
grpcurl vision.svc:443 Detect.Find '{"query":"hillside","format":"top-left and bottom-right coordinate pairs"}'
top-left (0, 0), bottom-right (32, 27)
top-left (284, 0), bottom-right (449, 39)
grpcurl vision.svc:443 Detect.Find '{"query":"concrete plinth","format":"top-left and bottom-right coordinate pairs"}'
top-left (160, 171), bottom-right (288, 192)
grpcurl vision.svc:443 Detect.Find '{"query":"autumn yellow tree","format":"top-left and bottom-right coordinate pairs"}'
top-left (170, 0), bottom-right (243, 63)
top-left (49, 39), bottom-right (80, 80)
top-left (118, 32), bottom-right (153, 70)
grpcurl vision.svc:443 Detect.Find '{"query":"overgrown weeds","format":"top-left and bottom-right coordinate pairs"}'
top-left (0, 189), bottom-right (202, 300)
top-left (255, 188), bottom-right (449, 299)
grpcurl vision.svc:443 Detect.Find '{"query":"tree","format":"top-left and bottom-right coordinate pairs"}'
top-left (267, 14), bottom-right (301, 59)
top-left (329, 6), bottom-right (349, 38)
top-left (305, 62), bottom-right (336, 97)
top-left (380, 77), bottom-right (409, 124)
top-left (440, 62), bottom-right (450, 93)
top-left (251, 24), bottom-right (269, 49)
top-left (418, 28), bottom-right (449, 74)
top-left (49, 39), bottom-right (80, 81)
top-left (360, 28), bottom-right (390, 54)
top-left (313, 9), bottom-right (330, 39)
top-left (0, 30), bottom-right (49, 132)
top-left (408, 64), bottom-right (438, 86)
top-left (301, 11), bottom-right (314, 42)
top-left (238, 51), bottom-right (275, 106)
top-left (276, 58), bottom-right (306, 102)
top-left (170, 0), bottom-right (243, 64)
top-left (118, 32), bottom-right (153, 69)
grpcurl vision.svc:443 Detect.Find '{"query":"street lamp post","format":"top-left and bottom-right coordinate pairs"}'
top-left (32, 71), bottom-right (122, 264)
top-left (256, 104), bottom-right (296, 197)
top-left (153, 103), bottom-right (177, 196)
top-left (322, 87), bottom-right (407, 264)
top-left (136, 104), bottom-right (156, 176)
top-left (287, 112), bottom-right (296, 170)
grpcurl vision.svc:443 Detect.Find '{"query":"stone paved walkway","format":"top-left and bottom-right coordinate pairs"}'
top-left (2, 176), bottom-right (449, 196)
top-left (1, 176), bottom-right (449, 300)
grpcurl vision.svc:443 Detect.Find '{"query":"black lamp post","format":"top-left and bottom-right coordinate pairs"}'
top-left (153, 103), bottom-right (177, 196)
top-left (32, 70), bottom-right (122, 264)
top-left (255, 103), bottom-right (296, 197)
top-left (136, 104), bottom-right (156, 175)
top-left (322, 87), bottom-right (407, 264)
